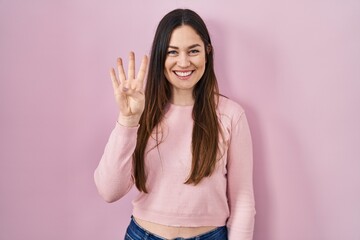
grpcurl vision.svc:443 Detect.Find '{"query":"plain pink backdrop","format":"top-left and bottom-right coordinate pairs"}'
top-left (1, 0), bottom-right (359, 239)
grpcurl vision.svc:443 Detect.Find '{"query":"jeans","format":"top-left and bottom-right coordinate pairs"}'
top-left (124, 216), bottom-right (228, 240)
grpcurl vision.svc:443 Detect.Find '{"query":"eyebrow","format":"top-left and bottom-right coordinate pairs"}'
top-left (168, 44), bottom-right (202, 49)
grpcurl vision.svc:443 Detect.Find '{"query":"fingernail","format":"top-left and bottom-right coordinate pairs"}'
top-left (123, 87), bottom-right (129, 92)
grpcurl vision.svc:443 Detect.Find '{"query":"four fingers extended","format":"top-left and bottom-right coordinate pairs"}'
top-left (111, 52), bottom-right (148, 93)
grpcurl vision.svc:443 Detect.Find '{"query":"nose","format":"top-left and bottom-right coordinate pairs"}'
top-left (177, 53), bottom-right (190, 68)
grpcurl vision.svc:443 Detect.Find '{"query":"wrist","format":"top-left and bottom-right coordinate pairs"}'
top-left (117, 115), bottom-right (141, 127)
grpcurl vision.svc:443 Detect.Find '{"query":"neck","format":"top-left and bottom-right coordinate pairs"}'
top-left (171, 91), bottom-right (194, 106)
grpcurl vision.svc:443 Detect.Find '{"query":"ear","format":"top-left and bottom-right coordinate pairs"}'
top-left (206, 44), bottom-right (212, 54)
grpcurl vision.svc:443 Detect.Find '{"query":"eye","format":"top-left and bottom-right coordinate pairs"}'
top-left (167, 50), bottom-right (178, 56)
top-left (189, 49), bottom-right (200, 55)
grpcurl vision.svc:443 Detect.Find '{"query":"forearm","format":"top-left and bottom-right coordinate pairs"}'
top-left (227, 111), bottom-right (256, 239)
top-left (94, 123), bottom-right (138, 202)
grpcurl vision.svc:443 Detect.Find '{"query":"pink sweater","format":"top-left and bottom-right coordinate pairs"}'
top-left (94, 96), bottom-right (255, 239)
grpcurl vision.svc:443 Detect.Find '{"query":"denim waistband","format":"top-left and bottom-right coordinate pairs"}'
top-left (124, 216), bottom-right (228, 240)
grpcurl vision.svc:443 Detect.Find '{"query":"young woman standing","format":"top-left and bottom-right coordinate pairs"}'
top-left (94, 9), bottom-right (256, 240)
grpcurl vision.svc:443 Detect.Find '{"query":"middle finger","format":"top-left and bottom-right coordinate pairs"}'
top-left (128, 51), bottom-right (135, 80)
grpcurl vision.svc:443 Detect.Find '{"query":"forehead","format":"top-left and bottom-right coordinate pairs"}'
top-left (168, 25), bottom-right (204, 48)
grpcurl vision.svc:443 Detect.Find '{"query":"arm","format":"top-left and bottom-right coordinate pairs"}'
top-left (94, 52), bottom-right (148, 202)
top-left (94, 123), bottom-right (138, 203)
top-left (226, 111), bottom-right (256, 240)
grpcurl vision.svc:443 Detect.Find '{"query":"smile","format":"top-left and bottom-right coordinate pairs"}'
top-left (174, 71), bottom-right (194, 77)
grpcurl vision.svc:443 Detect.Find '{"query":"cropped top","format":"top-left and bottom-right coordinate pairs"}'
top-left (94, 96), bottom-right (256, 239)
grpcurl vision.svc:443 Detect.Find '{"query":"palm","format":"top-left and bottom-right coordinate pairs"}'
top-left (110, 52), bottom-right (148, 117)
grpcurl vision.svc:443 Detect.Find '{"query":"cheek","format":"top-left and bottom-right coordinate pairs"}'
top-left (164, 68), bottom-right (170, 80)
top-left (163, 62), bottom-right (170, 77)
top-left (164, 61), bottom-right (174, 80)
top-left (164, 59), bottom-right (173, 72)
top-left (196, 55), bottom-right (207, 67)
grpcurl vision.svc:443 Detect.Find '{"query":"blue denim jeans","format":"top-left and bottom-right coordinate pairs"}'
top-left (124, 216), bottom-right (228, 240)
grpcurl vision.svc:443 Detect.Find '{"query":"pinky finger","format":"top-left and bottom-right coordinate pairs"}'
top-left (110, 68), bottom-right (119, 91)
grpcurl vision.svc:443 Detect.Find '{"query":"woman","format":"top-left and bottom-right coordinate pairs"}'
top-left (94, 9), bottom-right (255, 240)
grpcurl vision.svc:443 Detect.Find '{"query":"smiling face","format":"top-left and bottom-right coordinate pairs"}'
top-left (164, 25), bottom-right (207, 104)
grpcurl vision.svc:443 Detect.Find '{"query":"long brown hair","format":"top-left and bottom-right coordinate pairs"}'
top-left (133, 9), bottom-right (221, 193)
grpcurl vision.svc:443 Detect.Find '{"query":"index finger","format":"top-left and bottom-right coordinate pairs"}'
top-left (136, 55), bottom-right (148, 88)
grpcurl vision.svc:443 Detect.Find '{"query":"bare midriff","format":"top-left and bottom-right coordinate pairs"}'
top-left (134, 217), bottom-right (218, 239)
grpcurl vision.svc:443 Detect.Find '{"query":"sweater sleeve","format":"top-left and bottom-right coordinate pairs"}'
top-left (94, 123), bottom-right (139, 203)
top-left (226, 111), bottom-right (256, 240)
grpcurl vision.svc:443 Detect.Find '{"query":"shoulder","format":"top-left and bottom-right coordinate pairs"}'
top-left (217, 95), bottom-right (245, 122)
top-left (216, 96), bottom-right (248, 142)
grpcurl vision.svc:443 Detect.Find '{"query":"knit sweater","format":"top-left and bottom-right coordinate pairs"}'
top-left (94, 96), bottom-right (256, 240)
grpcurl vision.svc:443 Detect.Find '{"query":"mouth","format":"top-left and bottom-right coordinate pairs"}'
top-left (173, 70), bottom-right (194, 79)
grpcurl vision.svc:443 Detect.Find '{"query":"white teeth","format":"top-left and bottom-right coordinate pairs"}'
top-left (175, 71), bottom-right (192, 77)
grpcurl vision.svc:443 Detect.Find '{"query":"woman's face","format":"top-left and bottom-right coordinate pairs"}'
top-left (164, 25), bottom-right (207, 99)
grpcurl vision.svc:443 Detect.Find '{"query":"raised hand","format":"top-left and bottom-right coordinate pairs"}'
top-left (110, 52), bottom-right (148, 127)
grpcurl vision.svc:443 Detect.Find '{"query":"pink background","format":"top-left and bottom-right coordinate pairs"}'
top-left (1, 0), bottom-right (359, 239)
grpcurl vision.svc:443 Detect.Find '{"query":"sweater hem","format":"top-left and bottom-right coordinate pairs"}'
top-left (132, 208), bottom-right (228, 227)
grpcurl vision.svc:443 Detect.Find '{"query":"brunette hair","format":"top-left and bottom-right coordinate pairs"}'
top-left (133, 9), bottom-right (221, 193)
